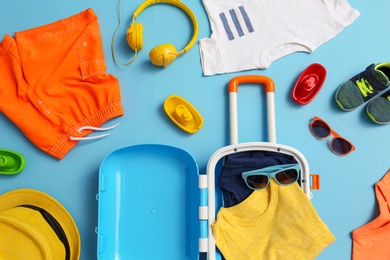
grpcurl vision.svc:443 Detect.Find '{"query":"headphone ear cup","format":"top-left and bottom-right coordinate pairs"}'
top-left (126, 22), bottom-right (143, 51)
top-left (149, 44), bottom-right (178, 68)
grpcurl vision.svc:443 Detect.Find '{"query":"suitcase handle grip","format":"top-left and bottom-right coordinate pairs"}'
top-left (228, 75), bottom-right (276, 145)
top-left (228, 75), bottom-right (275, 93)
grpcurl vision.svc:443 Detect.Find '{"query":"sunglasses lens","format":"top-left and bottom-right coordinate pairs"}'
top-left (246, 175), bottom-right (268, 189)
top-left (275, 169), bottom-right (298, 185)
top-left (311, 120), bottom-right (331, 138)
top-left (331, 137), bottom-right (353, 155)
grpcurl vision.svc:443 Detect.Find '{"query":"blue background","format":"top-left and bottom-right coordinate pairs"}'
top-left (0, 0), bottom-right (389, 259)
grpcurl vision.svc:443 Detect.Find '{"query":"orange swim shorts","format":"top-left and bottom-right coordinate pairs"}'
top-left (0, 8), bottom-right (124, 159)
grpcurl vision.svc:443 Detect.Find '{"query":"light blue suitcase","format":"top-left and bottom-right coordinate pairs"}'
top-left (96, 76), bottom-right (317, 260)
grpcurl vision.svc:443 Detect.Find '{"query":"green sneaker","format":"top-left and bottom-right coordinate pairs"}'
top-left (335, 63), bottom-right (390, 111)
top-left (366, 90), bottom-right (390, 124)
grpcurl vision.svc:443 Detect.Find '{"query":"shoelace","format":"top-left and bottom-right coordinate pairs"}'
top-left (355, 78), bottom-right (374, 97)
top-left (69, 123), bottom-right (120, 141)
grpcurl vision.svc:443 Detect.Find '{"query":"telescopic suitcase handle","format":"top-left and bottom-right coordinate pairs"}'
top-left (228, 75), bottom-right (276, 145)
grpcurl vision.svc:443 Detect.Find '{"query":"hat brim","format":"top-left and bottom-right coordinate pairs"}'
top-left (0, 189), bottom-right (80, 260)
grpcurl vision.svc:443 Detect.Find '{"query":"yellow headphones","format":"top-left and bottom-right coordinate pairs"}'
top-left (112, 0), bottom-right (198, 68)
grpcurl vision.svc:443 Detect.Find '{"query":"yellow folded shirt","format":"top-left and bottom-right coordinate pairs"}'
top-left (212, 179), bottom-right (335, 260)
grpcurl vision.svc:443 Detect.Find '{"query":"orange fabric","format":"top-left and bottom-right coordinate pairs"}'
top-left (0, 9), bottom-right (124, 159)
top-left (352, 170), bottom-right (390, 260)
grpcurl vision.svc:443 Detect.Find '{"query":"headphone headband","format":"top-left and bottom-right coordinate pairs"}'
top-left (132, 0), bottom-right (198, 55)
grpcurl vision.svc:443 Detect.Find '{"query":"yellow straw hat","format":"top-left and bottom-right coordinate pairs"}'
top-left (0, 189), bottom-right (80, 260)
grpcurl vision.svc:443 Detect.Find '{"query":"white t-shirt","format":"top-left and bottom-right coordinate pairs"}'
top-left (199, 0), bottom-right (360, 76)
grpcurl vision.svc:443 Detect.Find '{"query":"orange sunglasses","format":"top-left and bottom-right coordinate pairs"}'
top-left (309, 116), bottom-right (355, 156)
